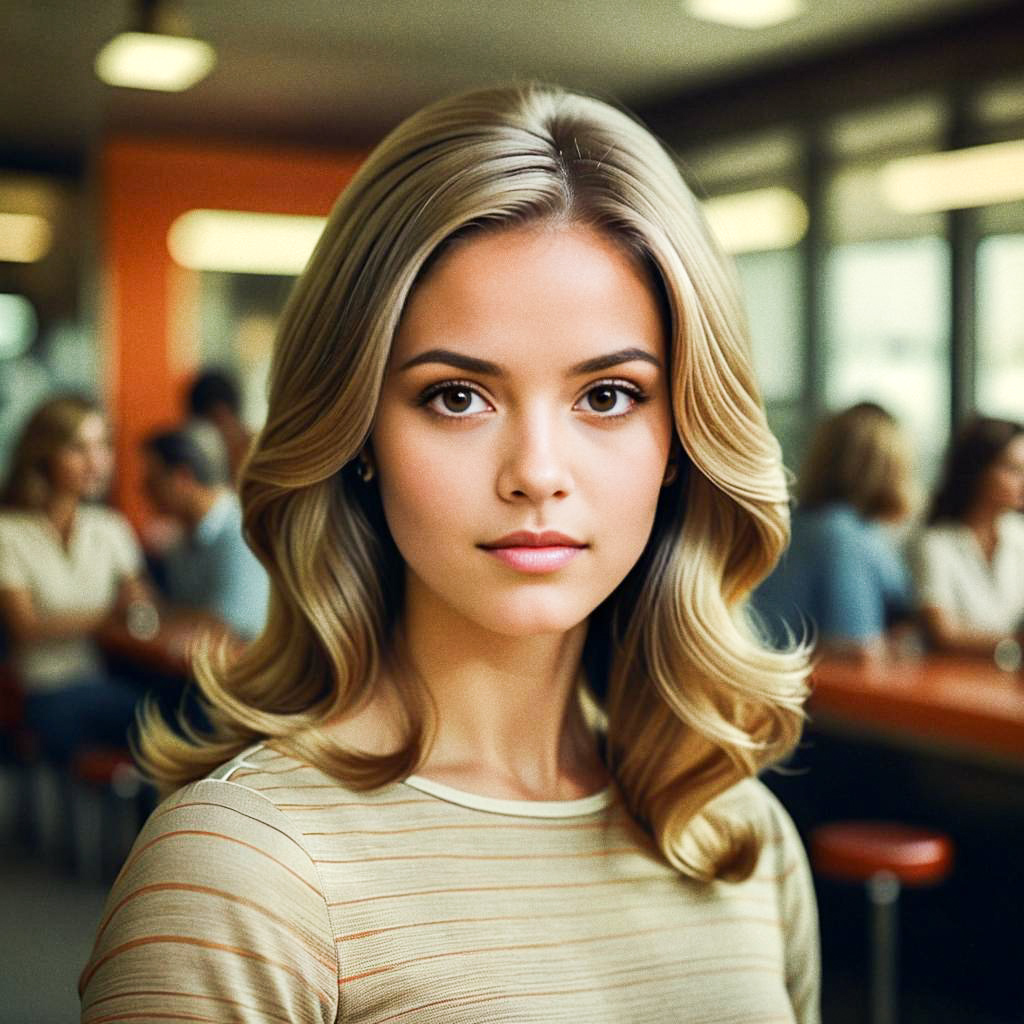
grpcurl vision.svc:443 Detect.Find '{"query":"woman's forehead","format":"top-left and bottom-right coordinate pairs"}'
top-left (389, 223), bottom-right (666, 374)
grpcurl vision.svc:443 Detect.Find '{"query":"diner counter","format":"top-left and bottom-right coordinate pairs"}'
top-left (810, 654), bottom-right (1024, 766)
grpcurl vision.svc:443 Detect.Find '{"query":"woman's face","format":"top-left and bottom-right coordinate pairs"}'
top-left (371, 223), bottom-right (674, 639)
top-left (976, 434), bottom-right (1024, 514)
top-left (49, 411), bottom-right (113, 501)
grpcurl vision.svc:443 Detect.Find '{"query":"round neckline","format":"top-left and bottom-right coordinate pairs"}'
top-left (402, 773), bottom-right (614, 818)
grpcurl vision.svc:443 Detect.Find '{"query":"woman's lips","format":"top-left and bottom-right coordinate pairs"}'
top-left (479, 531), bottom-right (586, 574)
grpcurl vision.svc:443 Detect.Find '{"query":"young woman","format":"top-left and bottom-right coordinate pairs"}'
top-left (0, 394), bottom-right (152, 761)
top-left (80, 84), bottom-right (818, 1023)
top-left (755, 402), bottom-right (915, 662)
top-left (914, 416), bottom-right (1024, 663)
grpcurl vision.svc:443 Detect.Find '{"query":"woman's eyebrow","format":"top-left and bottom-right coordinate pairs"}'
top-left (398, 349), bottom-right (502, 375)
top-left (570, 348), bottom-right (662, 374)
top-left (398, 346), bottom-right (661, 376)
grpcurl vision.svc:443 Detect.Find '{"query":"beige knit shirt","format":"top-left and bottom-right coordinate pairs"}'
top-left (80, 744), bottom-right (820, 1023)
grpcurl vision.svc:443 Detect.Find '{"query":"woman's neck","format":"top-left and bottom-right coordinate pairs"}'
top-left (963, 501), bottom-right (1002, 561)
top-left (46, 492), bottom-right (79, 547)
top-left (392, 588), bottom-right (605, 802)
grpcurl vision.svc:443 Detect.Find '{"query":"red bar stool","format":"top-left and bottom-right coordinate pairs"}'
top-left (811, 821), bottom-right (954, 1024)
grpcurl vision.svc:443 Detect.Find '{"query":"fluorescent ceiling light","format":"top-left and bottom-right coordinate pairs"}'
top-left (168, 209), bottom-right (327, 275)
top-left (684, 0), bottom-right (803, 30)
top-left (880, 140), bottom-right (1024, 214)
top-left (0, 294), bottom-right (37, 360)
top-left (702, 187), bottom-right (808, 254)
top-left (0, 212), bottom-right (53, 263)
top-left (95, 31), bottom-right (215, 91)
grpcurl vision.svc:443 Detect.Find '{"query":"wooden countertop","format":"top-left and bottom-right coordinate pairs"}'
top-left (809, 654), bottom-right (1024, 765)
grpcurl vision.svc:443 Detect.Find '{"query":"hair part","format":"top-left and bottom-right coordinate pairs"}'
top-left (136, 82), bottom-right (810, 884)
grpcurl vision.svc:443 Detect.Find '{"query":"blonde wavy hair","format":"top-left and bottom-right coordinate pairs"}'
top-left (139, 83), bottom-right (810, 883)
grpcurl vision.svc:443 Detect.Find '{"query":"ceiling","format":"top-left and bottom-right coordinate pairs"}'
top-left (1, 0), bottom-right (1013, 168)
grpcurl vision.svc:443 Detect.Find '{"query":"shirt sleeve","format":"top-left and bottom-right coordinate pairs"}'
top-left (105, 510), bottom-right (144, 580)
top-left (766, 790), bottom-right (822, 1024)
top-left (0, 517), bottom-right (33, 590)
top-left (79, 779), bottom-right (340, 1024)
top-left (815, 523), bottom-right (885, 641)
top-left (206, 531), bottom-right (270, 639)
top-left (911, 529), bottom-right (956, 611)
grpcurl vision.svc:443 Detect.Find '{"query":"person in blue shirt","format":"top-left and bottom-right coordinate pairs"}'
top-left (141, 427), bottom-right (269, 641)
top-left (755, 402), bottom-right (915, 662)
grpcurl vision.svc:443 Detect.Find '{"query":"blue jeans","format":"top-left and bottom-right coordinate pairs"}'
top-left (23, 676), bottom-right (141, 764)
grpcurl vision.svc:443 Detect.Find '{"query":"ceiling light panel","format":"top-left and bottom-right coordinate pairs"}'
top-left (684, 0), bottom-right (803, 30)
top-left (167, 210), bottom-right (327, 275)
top-left (0, 213), bottom-right (53, 263)
top-left (880, 140), bottom-right (1024, 213)
top-left (95, 32), bottom-right (216, 91)
top-left (702, 187), bottom-right (808, 254)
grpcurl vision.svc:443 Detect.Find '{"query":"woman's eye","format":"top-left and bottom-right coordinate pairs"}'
top-left (425, 385), bottom-right (490, 417)
top-left (577, 385), bottom-right (638, 417)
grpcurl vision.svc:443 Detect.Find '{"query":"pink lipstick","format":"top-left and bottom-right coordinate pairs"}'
top-left (479, 531), bottom-right (586, 574)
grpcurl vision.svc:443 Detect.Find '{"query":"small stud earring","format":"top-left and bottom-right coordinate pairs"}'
top-left (356, 452), bottom-right (375, 482)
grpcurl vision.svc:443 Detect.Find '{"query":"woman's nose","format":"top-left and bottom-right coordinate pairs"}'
top-left (496, 410), bottom-right (573, 504)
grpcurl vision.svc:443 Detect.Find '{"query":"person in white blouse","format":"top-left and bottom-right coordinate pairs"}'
top-left (0, 394), bottom-right (154, 761)
top-left (913, 416), bottom-right (1024, 667)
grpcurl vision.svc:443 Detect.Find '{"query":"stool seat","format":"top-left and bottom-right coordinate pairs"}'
top-left (811, 821), bottom-right (953, 886)
top-left (72, 747), bottom-right (141, 796)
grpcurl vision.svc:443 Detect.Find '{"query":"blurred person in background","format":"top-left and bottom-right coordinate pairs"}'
top-left (186, 367), bottom-right (254, 484)
top-left (755, 402), bottom-right (915, 663)
top-left (0, 394), bottom-right (154, 761)
top-left (141, 426), bottom-right (269, 642)
top-left (913, 416), bottom-right (1024, 665)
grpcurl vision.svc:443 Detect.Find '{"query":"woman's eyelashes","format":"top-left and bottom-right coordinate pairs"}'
top-left (416, 379), bottom-right (650, 420)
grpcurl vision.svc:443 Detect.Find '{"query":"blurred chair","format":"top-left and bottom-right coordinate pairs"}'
top-left (811, 820), bottom-right (954, 1024)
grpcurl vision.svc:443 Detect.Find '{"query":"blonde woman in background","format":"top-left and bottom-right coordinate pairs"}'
top-left (0, 395), bottom-right (151, 762)
top-left (755, 402), bottom-right (916, 663)
top-left (80, 84), bottom-right (819, 1023)
top-left (914, 416), bottom-right (1024, 665)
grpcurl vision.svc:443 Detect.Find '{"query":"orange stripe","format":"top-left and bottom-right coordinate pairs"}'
top-left (82, 990), bottom-right (292, 1023)
top-left (367, 959), bottom-right (781, 1023)
top-left (119, 829), bottom-right (321, 898)
top-left (93, 882), bottom-right (336, 971)
top-left (305, 817), bottom-right (628, 836)
top-left (338, 925), bottom-right (779, 984)
top-left (315, 845), bottom-right (641, 865)
top-left (328, 872), bottom-right (675, 907)
top-left (335, 910), bottom-right (779, 945)
top-left (84, 1013), bottom-right (222, 1023)
top-left (275, 798), bottom-right (433, 810)
top-left (80, 935), bottom-right (334, 1009)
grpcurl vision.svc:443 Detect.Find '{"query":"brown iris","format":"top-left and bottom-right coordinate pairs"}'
top-left (586, 386), bottom-right (618, 413)
top-left (442, 387), bottom-right (474, 413)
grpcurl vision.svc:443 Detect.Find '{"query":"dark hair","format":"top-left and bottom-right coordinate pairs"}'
top-left (144, 428), bottom-right (216, 486)
top-left (187, 368), bottom-right (241, 418)
top-left (928, 416), bottom-right (1024, 525)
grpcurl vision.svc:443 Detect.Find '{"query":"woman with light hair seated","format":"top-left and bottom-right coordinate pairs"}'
top-left (81, 84), bottom-right (820, 1022)
top-left (756, 402), bottom-right (915, 662)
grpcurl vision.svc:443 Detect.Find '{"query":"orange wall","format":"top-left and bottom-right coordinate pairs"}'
top-left (101, 139), bottom-right (364, 528)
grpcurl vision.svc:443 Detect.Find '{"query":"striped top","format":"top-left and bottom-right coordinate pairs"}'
top-left (80, 744), bottom-right (820, 1023)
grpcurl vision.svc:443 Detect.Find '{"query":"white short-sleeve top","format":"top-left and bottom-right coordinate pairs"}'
top-left (0, 505), bottom-right (142, 692)
top-left (912, 512), bottom-right (1024, 635)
